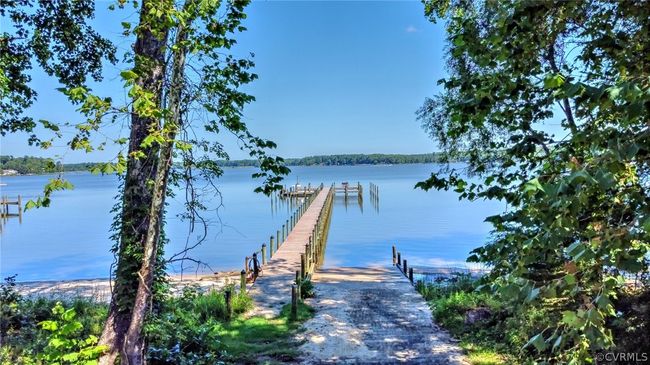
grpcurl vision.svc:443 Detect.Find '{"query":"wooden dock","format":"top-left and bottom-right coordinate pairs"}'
top-left (248, 185), bottom-right (334, 316)
top-left (1, 195), bottom-right (23, 224)
top-left (279, 184), bottom-right (318, 198)
top-left (333, 182), bottom-right (363, 197)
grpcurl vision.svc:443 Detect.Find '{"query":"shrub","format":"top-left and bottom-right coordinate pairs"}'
top-left (300, 279), bottom-right (315, 299)
top-left (37, 302), bottom-right (107, 364)
top-left (145, 284), bottom-right (253, 364)
top-left (1, 275), bottom-right (22, 342)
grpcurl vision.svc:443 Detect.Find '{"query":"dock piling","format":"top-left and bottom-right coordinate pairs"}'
top-left (240, 270), bottom-right (246, 293)
top-left (291, 284), bottom-right (298, 320)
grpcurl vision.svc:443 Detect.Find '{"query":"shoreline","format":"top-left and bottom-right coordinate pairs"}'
top-left (15, 271), bottom-right (241, 303)
top-left (0, 161), bottom-right (450, 177)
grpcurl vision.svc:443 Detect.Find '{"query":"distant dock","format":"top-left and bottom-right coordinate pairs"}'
top-left (1, 195), bottom-right (23, 223)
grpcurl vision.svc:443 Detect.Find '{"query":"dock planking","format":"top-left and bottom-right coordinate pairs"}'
top-left (248, 187), bottom-right (332, 317)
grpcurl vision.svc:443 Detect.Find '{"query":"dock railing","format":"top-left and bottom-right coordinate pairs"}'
top-left (240, 184), bottom-right (325, 291)
top-left (392, 244), bottom-right (490, 286)
top-left (292, 183), bottom-right (333, 318)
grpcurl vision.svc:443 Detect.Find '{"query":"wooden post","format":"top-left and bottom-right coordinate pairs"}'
top-left (392, 245), bottom-right (397, 265)
top-left (244, 256), bottom-right (249, 274)
top-left (295, 270), bottom-right (302, 299)
top-left (291, 284), bottom-right (298, 320)
top-left (270, 236), bottom-right (275, 257)
top-left (403, 259), bottom-right (408, 277)
top-left (261, 244), bottom-right (267, 265)
top-left (300, 253), bottom-right (306, 279)
top-left (409, 267), bottom-right (414, 283)
top-left (225, 289), bottom-right (233, 320)
top-left (397, 252), bottom-right (401, 268)
top-left (277, 229), bottom-right (281, 246)
top-left (282, 224), bottom-right (287, 242)
top-left (240, 269), bottom-right (246, 293)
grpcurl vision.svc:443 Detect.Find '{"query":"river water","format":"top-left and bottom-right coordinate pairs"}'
top-left (0, 164), bottom-right (501, 281)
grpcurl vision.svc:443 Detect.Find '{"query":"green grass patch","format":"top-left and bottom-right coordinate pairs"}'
top-left (461, 341), bottom-right (507, 365)
top-left (415, 277), bottom-right (514, 364)
top-left (216, 302), bottom-right (315, 363)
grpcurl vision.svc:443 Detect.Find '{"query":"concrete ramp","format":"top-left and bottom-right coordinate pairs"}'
top-left (299, 266), bottom-right (468, 364)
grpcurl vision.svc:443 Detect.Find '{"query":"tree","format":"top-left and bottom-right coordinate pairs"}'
top-left (2, 0), bottom-right (287, 363)
top-left (418, 0), bottom-right (649, 362)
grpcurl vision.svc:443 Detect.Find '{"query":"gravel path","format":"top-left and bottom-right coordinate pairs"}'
top-left (298, 266), bottom-right (468, 364)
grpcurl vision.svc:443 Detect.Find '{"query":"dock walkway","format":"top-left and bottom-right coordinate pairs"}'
top-left (249, 187), bottom-right (332, 316)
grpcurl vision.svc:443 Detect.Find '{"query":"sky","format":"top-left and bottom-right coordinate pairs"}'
top-left (1, 1), bottom-right (448, 163)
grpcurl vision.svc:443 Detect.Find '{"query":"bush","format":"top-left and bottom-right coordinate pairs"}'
top-left (145, 284), bottom-right (254, 364)
top-left (416, 277), bottom-right (520, 364)
top-left (1, 275), bottom-right (22, 344)
top-left (37, 302), bottom-right (107, 364)
top-left (300, 279), bottom-right (315, 299)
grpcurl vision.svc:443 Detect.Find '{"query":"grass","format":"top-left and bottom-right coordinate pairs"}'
top-left (2, 276), bottom-right (314, 365)
top-left (461, 342), bottom-right (507, 365)
top-left (415, 277), bottom-right (512, 365)
top-left (217, 302), bottom-right (315, 363)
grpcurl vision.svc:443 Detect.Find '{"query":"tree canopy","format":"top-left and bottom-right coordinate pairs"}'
top-left (418, 0), bottom-right (649, 362)
top-left (2, 0), bottom-right (288, 362)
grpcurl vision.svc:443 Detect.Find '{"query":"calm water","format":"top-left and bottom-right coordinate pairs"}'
top-left (0, 164), bottom-right (502, 281)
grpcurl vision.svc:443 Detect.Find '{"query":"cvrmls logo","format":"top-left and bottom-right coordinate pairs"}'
top-left (596, 352), bottom-right (649, 363)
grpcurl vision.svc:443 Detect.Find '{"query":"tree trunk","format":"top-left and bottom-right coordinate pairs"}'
top-left (99, 1), bottom-right (169, 363)
top-left (121, 20), bottom-right (189, 365)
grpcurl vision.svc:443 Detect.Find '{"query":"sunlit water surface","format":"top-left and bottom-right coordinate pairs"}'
top-left (0, 164), bottom-right (502, 281)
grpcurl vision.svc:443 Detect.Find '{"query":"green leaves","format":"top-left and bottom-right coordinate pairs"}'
top-left (419, 0), bottom-right (650, 363)
top-left (25, 178), bottom-right (74, 210)
top-left (561, 311), bottom-right (582, 328)
top-left (120, 69), bottom-right (138, 82)
top-left (37, 302), bottom-right (107, 364)
top-left (523, 178), bottom-right (544, 194)
top-left (524, 333), bottom-right (547, 352)
top-left (544, 74), bottom-right (565, 89)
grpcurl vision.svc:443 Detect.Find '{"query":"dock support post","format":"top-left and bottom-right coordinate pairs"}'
top-left (261, 244), bottom-right (267, 265)
top-left (296, 270), bottom-right (302, 299)
top-left (403, 259), bottom-right (408, 277)
top-left (409, 267), bottom-right (414, 283)
top-left (277, 230), bottom-right (281, 246)
top-left (270, 236), bottom-right (275, 257)
top-left (397, 252), bottom-right (401, 268)
top-left (392, 245), bottom-right (397, 265)
top-left (300, 253), bottom-right (306, 279)
top-left (240, 270), bottom-right (246, 293)
top-left (291, 284), bottom-right (298, 320)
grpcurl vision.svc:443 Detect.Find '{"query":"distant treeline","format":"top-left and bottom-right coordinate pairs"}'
top-left (1, 153), bottom-right (451, 175)
top-left (0, 155), bottom-right (100, 174)
top-left (217, 153), bottom-right (449, 167)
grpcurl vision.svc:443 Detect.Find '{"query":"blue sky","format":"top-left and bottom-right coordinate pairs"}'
top-left (1, 1), bottom-right (447, 163)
